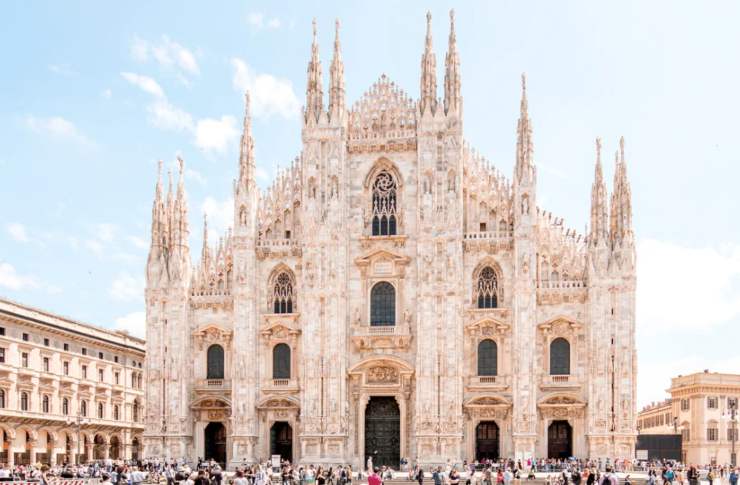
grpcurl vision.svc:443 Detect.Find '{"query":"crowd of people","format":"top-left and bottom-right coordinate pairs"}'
top-left (0, 457), bottom-right (738, 485)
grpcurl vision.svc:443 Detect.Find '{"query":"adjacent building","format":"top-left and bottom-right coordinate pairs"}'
top-left (0, 297), bottom-right (145, 466)
top-left (638, 400), bottom-right (674, 435)
top-left (143, 12), bottom-right (637, 467)
top-left (671, 371), bottom-right (740, 465)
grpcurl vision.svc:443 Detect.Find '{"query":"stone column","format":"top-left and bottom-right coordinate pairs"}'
top-left (7, 443), bottom-right (14, 467)
top-left (396, 395), bottom-right (406, 460)
top-left (103, 439), bottom-right (110, 460)
top-left (29, 443), bottom-right (37, 466)
top-left (86, 443), bottom-right (94, 463)
top-left (358, 394), bottom-right (369, 470)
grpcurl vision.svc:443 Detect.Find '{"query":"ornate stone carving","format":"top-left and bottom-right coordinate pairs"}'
top-left (367, 366), bottom-right (399, 384)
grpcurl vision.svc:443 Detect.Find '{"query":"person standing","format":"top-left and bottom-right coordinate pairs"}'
top-left (368, 468), bottom-right (382, 485)
top-left (728, 468), bottom-right (738, 485)
top-left (416, 467), bottom-right (424, 485)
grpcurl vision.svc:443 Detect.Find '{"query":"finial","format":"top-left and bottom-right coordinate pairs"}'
top-left (619, 136), bottom-right (625, 162)
top-left (177, 156), bottom-right (184, 175)
top-left (450, 9), bottom-right (455, 31)
top-left (521, 73), bottom-right (527, 94)
top-left (335, 18), bottom-right (340, 38)
top-left (312, 18), bottom-right (317, 42)
top-left (158, 159), bottom-right (163, 178)
top-left (244, 90), bottom-right (251, 113)
top-left (596, 137), bottom-right (602, 163)
top-left (426, 11), bottom-right (433, 46)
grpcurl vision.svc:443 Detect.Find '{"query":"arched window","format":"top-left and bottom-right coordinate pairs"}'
top-left (20, 392), bottom-right (29, 411)
top-left (97, 402), bottom-right (104, 419)
top-left (206, 344), bottom-right (225, 380)
top-left (80, 400), bottom-right (87, 417)
top-left (370, 282), bottom-right (395, 326)
top-left (272, 343), bottom-right (291, 379)
top-left (477, 339), bottom-right (498, 376)
top-left (133, 401), bottom-right (139, 422)
top-left (114, 405), bottom-right (120, 421)
top-left (475, 266), bottom-right (499, 308)
top-left (371, 170), bottom-right (398, 236)
top-left (43, 394), bottom-right (50, 413)
top-left (549, 338), bottom-right (570, 375)
top-left (272, 271), bottom-right (295, 314)
top-left (0, 389), bottom-right (5, 408)
top-left (62, 398), bottom-right (69, 415)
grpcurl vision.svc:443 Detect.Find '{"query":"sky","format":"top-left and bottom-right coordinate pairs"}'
top-left (1, 1), bottom-right (740, 408)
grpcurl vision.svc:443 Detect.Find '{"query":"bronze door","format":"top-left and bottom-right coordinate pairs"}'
top-left (205, 422), bottom-right (227, 466)
top-left (548, 420), bottom-right (572, 458)
top-left (270, 421), bottom-right (293, 462)
top-left (476, 421), bottom-right (500, 461)
top-left (365, 396), bottom-right (400, 467)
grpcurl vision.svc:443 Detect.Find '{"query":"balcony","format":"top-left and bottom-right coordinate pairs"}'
top-left (540, 374), bottom-right (581, 390)
top-left (193, 378), bottom-right (231, 392)
top-left (256, 238), bottom-right (301, 259)
top-left (463, 230), bottom-right (513, 252)
top-left (537, 280), bottom-right (588, 305)
top-left (466, 375), bottom-right (509, 391)
top-left (351, 324), bottom-right (411, 351)
top-left (264, 378), bottom-right (299, 391)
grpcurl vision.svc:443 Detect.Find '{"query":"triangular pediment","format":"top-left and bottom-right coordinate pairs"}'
top-left (349, 75), bottom-right (417, 139)
top-left (355, 248), bottom-right (410, 267)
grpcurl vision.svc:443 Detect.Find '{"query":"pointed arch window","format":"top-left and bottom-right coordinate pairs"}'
top-left (371, 170), bottom-right (398, 236)
top-left (370, 281), bottom-right (395, 326)
top-left (477, 339), bottom-right (498, 376)
top-left (475, 266), bottom-right (499, 308)
top-left (549, 338), bottom-right (570, 375)
top-left (207, 344), bottom-right (225, 379)
top-left (272, 343), bottom-right (291, 379)
top-left (272, 271), bottom-right (295, 313)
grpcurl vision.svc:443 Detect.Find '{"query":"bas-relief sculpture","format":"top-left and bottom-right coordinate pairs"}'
top-left (143, 11), bottom-right (636, 467)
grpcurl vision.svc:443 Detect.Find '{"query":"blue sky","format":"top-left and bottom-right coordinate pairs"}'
top-left (2, 1), bottom-right (740, 407)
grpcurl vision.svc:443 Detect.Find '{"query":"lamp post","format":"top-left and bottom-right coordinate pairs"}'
top-left (67, 412), bottom-right (85, 465)
top-left (729, 399), bottom-right (737, 467)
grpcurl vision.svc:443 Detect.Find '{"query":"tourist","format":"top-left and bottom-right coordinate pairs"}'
top-left (598, 467), bottom-right (617, 485)
top-left (433, 466), bottom-right (444, 485)
top-left (417, 466), bottom-right (425, 485)
top-left (706, 468), bottom-right (714, 485)
top-left (368, 468), bottom-right (382, 485)
top-left (449, 467), bottom-right (461, 485)
top-left (729, 468), bottom-right (738, 485)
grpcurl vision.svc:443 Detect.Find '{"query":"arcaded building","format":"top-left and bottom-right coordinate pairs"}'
top-left (0, 298), bottom-right (145, 465)
top-left (143, 12), bottom-right (637, 468)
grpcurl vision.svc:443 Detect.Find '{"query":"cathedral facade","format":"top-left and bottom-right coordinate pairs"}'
top-left (143, 12), bottom-right (637, 468)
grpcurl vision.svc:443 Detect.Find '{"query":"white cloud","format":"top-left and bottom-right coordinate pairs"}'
top-left (231, 57), bottom-right (300, 119)
top-left (0, 262), bottom-right (39, 291)
top-left (185, 168), bottom-right (207, 186)
top-left (7, 223), bottom-right (29, 243)
top-left (147, 100), bottom-right (194, 132)
top-left (25, 116), bottom-right (94, 148)
top-left (128, 235), bottom-right (148, 249)
top-left (121, 72), bottom-right (165, 98)
top-left (202, 196), bottom-right (234, 236)
top-left (109, 273), bottom-right (145, 302)
top-left (247, 12), bottom-right (282, 31)
top-left (130, 35), bottom-right (199, 77)
top-left (194, 116), bottom-right (239, 154)
top-left (637, 239), bottom-right (740, 334)
top-left (114, 311), bottom-right (146, 338)
top-left (102, 88), bottom-right (112, 99)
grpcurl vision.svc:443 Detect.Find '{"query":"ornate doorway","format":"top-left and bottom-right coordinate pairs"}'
top-left (547, 420), bottom-right (572, 458)
top-left (204, 422), bottom-right (227, 466)
top-left (270, 422), bottom-right (293, 462)
top-left (364, 396), bottom-right (400, 468)
top-left (475, 421), bottom-right (500, 461)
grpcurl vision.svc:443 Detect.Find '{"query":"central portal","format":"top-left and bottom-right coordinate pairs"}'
top-left (476, 421), bottom-right (500, 461)
top-left (364, 396), bottom-right (400, 468)
top-left (270, 421), bottom-right (293, 463)
top-left (204, 422), bottom-right (227, 466)
top-left (547, 420), bottom-right (572, 459)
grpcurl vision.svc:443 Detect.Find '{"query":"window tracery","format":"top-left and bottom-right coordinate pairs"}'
top-left (272, 271), bottom-right (295, 314)
top-left (475, 266), bottom-right (499, 308)
top-left (371, 171), bottom-right (398, 236)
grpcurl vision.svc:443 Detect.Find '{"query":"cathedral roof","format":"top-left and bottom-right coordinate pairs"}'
top-left (348, 75), bottom-right (417, 146)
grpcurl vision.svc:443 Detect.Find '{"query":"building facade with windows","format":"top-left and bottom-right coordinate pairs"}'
top-left (0, 297), bottom-right (145, 466)
top-left (668, 371), bottom-right (740, 465)
top-left (637, 400), bottom-right (674, 435)
top-left (143, 13), bottom-right (637, 468)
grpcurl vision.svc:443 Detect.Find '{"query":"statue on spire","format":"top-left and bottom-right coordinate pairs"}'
top-left (328, 18), bottom-right (345, 122)
top-left (305, 18), bottom-right (324, 124)
top-left (515, 73), bottom-right (535, 183)
top-left (444, 9), bottom-right (461, 116)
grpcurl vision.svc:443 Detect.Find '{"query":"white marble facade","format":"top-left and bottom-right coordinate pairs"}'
top-left (143, 12), bottom-right (637, 468)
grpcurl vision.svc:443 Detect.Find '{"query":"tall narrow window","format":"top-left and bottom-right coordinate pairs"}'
top-left (81, 400), bottom-right (87, 417)
top-left (272, 272), bottom-right (295, 314)
top-left (206, 345), bottom-right (225, 379)
top-left (97, 402), bottom-right (104, 419)
top-left (114, 404), bottom-right (120, 421)
top-left (370, 282), bottom-right (396, 326)
top-left (42, 394), bottom-right (50, 413)
top-left (20, 392), bottom-right (29, 411)
top-left (0, 389), bottom-right (5, 408)
top-left (62, 398), bottom-right (69, 415)
top-left (272, 343), bottom-right (291, 379)
top-left (21, 352), bottom-right (29, 368)
top-left (133, 401), bottom-right (139, 422)
top-left (371, 170), bottom-right (398, 236)
top-left (549, 338), bottom-right (570, 375)
top-left (477, 339), bottom-right (498, 376)
top-left (475, 267), bottom-right (499, 308)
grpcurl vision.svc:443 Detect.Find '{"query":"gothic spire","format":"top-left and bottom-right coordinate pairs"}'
top-left (444, 9), bottom-right (461, 115)
top-left (515, 74), bottom-right (535, 183)
top-left (610, 136), bottom-right (633, 245)
top-left (150, 160), bottom-right (165, 249)
top-left (590, 138), bottom-right (608, 245)
top-left (328, 18), bottom-right (345, 122)
top-left (305, 18), bottom-right (323, 123)
top-left (173, 157), bottom-right (189, 248)
top-left (420, 11), bottom-right (438, 115)
top-left (201, 213), bottom-right (210, 271)
top-left (238, 91), bottom-right (256, 192)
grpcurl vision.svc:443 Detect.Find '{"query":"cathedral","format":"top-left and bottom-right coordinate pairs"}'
top-left (143, 11), bottom-right (637, 468)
